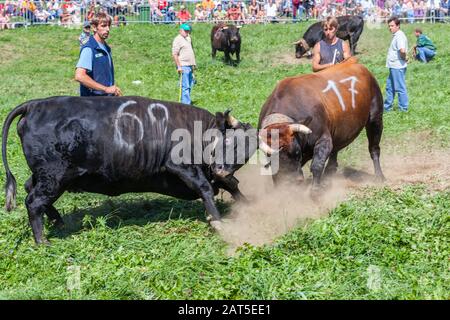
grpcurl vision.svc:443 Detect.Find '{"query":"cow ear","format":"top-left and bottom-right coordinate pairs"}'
top-left (215, 112), bottom-right (226, 131)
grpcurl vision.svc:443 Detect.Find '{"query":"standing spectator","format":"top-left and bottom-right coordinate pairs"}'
top-left (265, 0), bottom-right (278, 22)
top-left (292, 0), bottom-right (302, 21)
top-left (172, 23), bottom-right (196, 105)
top-left (248, 0), bottom-right (260, 22)
top-left (75, 12), bottom-right (122, 97)
top-left (384, 16), bottom-right (408, 112)
top-left (312, 16), bottom-right (351, 72)
top-left (413, 28), bottom-right (436, 62)
top-left (438, 0), bottom-right (449, 21)
top-left (79, 20), bottom-right (91, 46)
top-left (0, 10), bottom-right (10, 29)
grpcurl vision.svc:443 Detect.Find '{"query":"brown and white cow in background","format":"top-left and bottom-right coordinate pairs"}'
top-left (258, 57), bottom-right (385, 193)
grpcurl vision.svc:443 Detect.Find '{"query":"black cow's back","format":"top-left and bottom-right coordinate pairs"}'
top-left (18, 96), bottom-right (216, 197)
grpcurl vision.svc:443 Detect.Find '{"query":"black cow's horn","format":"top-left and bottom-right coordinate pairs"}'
top-left (225, 109), bottom-right (239, 128)
top-left (289, 124), bottom-right (312, 134)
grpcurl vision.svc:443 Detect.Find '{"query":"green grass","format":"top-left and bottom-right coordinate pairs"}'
top-left (0, 22), bottom-right (449, 299)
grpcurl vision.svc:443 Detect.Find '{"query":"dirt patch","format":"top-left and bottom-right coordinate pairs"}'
top-left (217, 147), bottom-right (450, 252)
top-left (270, 52), bottom-right (311, 66)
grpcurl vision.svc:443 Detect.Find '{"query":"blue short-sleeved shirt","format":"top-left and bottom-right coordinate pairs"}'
top-left (76, 42), bottom-right (112, 71)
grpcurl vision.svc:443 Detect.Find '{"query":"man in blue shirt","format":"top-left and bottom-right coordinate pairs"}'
top-left (75, 12), bottom-right (122, 96)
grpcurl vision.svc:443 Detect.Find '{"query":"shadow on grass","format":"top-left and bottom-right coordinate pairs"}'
top-left (47, 195), bottom-right (232, 240)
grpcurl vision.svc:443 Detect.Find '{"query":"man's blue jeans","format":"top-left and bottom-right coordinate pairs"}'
top-left (384, 68), bottom-right (408, 112)
top-left (181, 66), bottom-right (194, 105)
top-left (416, 47), bottom-right (435, 63)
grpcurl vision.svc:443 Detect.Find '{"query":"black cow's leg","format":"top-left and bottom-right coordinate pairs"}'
top-left (25, 176), bottom-right (64, 227)
top-left (212, 47), bottom-right (217, 59)
top-left (324, 151), bottom-right (338, 177)
top-left (165, 162), bottom-right (222, 222)
top-left (217, 176), bottom-right (247, 202)
top-left (310, 136), bottom-right (333, 193)
top-left (25, 182), bottom-right (62, 245)
top-left (225, 51), bottom-right (231, 65)
top-left (236, 48), bottom-right (240, 63)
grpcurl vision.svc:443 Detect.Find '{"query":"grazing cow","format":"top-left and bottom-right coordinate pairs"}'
top-left (293, 15), bottom-right (364, 58)
top-left (211, 24), bottom-right (241, 64)
top-left (2, 96), bottom-right (257, 244)
top-left (258, 58), bottom-right (385, 193)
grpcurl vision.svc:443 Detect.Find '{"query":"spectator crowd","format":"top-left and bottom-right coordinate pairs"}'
top-left (0, 0), bottom-right (449, 29)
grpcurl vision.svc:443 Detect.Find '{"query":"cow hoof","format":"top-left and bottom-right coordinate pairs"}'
top-left (209, 220), bottom-right (223, 232)
top-left (36, 238), bottom-right (51, 246)
top-left (51, 219), bottom-right (65, 229)
top-left (374, 175), bottom-right (386, 184)
top-left (310, 185), bottom-right (323, 201)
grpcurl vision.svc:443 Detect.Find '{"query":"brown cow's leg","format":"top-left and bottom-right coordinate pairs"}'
top-left (366, 120), bottom-right (385, 182)
top-left (324, 151), bottom-right (338, 177)
top-left (310, 136), bottom-right (333, 193)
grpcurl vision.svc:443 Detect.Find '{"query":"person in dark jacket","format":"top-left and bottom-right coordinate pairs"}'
top-left (75, 12), bottom-right (122, 96)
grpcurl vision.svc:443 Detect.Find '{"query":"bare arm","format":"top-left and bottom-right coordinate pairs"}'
top-left (312, 42), bottom-right (331, 72)
top-left (399, 47), bottom-right (407, 61)
top-left (172, 53), bottom-right (182, 73)
top-left (75, 68), bottom-right (122, 96)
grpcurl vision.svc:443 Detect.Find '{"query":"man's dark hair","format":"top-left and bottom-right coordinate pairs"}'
top-left (387, 16), bottom-right (400, 26)
top-left (415, 28), bottom-right (423, 34)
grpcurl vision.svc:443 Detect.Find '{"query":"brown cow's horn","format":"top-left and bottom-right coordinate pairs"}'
top-left (292, 39), bottom-right (302, 45)
top-left (259, 140), bottom-right (278, 155)
top-left (289, 124), bottom-right (312, 134)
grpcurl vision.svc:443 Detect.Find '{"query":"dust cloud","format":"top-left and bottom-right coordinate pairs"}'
top-left (216, 149), bottom-right (450, 252)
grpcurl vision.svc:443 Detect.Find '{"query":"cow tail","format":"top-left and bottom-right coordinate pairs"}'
top-left (2, 103), bottom-right (28, 211)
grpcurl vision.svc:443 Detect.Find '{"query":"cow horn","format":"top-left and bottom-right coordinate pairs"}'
top-left (225, 109), bottom-right (239, 128)
top-left (292, 39), bottom-right (302, 45)
top-left (289, 124), bottom-right (312, 134)
top-left (222, 26), bottom-right (229, 30)
top-left (236, 25), bottom-right (242, 29)
top-left (259, 140), bottom-right (279, 155)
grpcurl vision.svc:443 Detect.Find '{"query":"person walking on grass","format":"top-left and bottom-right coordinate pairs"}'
top-left (172, 23), bottom-right (196, 105)
top-left (384, 16), bottom-right (408, 112)
top-left (75, 12), bottom-right (122, 97)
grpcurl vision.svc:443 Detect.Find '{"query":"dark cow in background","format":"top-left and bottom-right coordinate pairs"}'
top-left (211, 24), bottom-right (242, 65)
top-left (293, 15), bottom-right (364, 59)
top-left (2, 96), bottom-right (256, 244)
top-left (258, 58), bottom-right (385, 193)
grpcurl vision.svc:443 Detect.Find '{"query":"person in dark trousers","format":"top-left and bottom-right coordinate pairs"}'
top-left (75, 12), bottom-right (122, 96)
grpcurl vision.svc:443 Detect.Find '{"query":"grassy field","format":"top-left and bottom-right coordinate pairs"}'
top-left (0, 22), bottom-right (449, 300)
